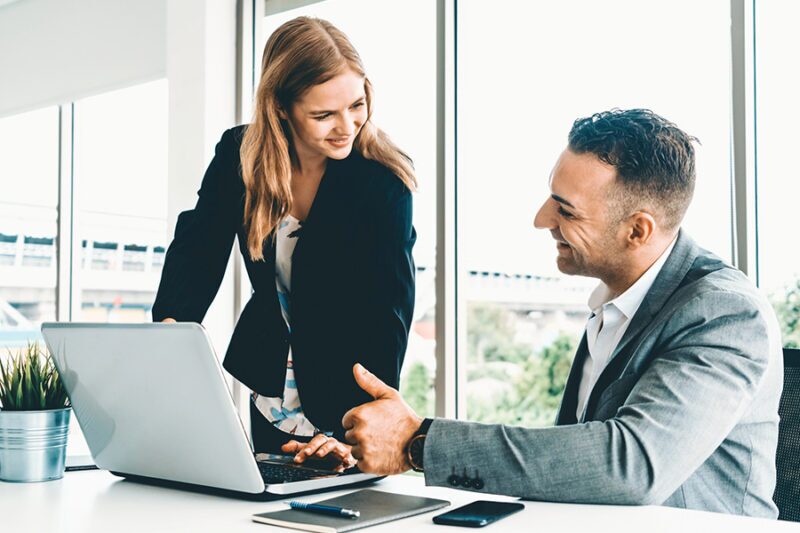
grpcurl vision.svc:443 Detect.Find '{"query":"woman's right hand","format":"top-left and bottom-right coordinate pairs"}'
top-left (282, 434), bottom-right (357, 472)
top-left (161, 318), bottom-right (176, 323)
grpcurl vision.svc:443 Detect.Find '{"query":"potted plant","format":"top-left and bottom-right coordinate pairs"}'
top-left (0, 341), bottom-right (71, 482)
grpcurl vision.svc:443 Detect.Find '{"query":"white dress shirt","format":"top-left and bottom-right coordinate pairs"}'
top-left (576, 238), bottom-right (677, 421)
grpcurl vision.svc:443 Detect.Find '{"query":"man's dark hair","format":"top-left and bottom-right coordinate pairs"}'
top-left (568, 108), bottom-right (699, 230)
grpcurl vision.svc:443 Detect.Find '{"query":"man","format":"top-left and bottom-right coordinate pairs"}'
top-left (342, 109), bottom-right (783, 518)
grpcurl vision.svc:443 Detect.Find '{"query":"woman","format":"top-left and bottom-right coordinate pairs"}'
top-left (152, 17), bottom-right (416, 469)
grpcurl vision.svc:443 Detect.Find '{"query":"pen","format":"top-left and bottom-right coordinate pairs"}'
top-left (287, 501), bottom-right (360, 518)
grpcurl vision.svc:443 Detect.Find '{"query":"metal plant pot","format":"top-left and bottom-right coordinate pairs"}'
top-left (0, 407), bottom-right (71, 482)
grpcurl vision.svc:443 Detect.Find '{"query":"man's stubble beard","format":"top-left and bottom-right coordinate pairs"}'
top-left (557, 233), bottom-right (626, 284)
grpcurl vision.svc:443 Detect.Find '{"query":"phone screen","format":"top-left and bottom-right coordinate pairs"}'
top-left (432, 500), bottom-right (525, 527)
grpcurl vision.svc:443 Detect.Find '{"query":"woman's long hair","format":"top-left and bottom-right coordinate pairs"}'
top-left (240, 17), bottom-right (417, 261)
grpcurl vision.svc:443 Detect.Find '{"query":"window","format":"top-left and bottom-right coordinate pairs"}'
top-left (0, 81), bottom-right (170, 457)
top-left (72, 80), bottom-right (169, 323)
top-left (0, 107), bottom-right (59, 352)
top-left (262, 0), bottom-right (438, 416)
top-left (457, 0), bottom-right (734, 425)
top-left (755, 1), bottom-right (800, 347)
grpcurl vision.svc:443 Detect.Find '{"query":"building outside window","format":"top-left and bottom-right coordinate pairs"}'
top-left (0, 107), bottom-right (59, 352)
top-left (72, 79), bottom-right (169, 324)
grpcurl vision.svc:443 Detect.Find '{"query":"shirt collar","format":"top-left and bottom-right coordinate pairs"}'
top-left (587, 236), bottom-right (678, 319)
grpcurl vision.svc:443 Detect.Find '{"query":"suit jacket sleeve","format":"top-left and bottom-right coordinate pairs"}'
top-left (151, 129), bottom-right (242, 323)
top-left (358, 186), bottom-right (416, 392)
top-left (422, 289), bottom-right (771, 504)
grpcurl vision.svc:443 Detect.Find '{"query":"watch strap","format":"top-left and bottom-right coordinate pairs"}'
top-left (407, 418), bottom-right (434, 472)
top-left (415, 417), bottom-right (434, 438)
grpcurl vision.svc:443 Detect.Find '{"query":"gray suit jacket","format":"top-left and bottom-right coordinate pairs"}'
top-left (424, 231), bottom-right (783, 518)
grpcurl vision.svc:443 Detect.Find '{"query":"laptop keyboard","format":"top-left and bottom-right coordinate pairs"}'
top-left (257, 461), bottom-right (338, 484)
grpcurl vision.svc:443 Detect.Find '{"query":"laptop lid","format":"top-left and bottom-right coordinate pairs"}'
top-left (41, 322), bottom-right (266, 494)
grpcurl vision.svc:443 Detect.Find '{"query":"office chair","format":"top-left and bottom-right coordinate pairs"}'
top-left (774, 347), bottom-right (800, 521)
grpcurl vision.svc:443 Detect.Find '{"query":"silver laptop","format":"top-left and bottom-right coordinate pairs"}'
top-left (40, 322), bottom-right (378, 500)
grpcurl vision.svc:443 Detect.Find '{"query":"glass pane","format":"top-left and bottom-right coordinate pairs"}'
top-left (459, 0), bottom-right (733, 425)
top-left (69, 80), bottom-right (168, 456)
top-left (73, 80), bottom-right (169, 324)
top-left (755, 1), bottom-right (800, 348)
top-left (263, 0), bottom-right (437, 416)
top-left (0, 107), bottom-right (59, 352)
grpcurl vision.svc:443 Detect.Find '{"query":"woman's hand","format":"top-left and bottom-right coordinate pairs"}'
top-left (282, 434), bottom-right (357, 472)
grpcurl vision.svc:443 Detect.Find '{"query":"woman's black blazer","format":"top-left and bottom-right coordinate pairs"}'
top-left (152, 126), bottom-right (416, 437)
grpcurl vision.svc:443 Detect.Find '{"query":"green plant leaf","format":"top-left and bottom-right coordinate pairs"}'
top-left (14, 374), bottom-right (23, 409)
top-left (0, 341), bottom-right (69, 411)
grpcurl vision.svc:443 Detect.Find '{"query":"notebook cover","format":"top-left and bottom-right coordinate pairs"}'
top-left (252, 488), bottom-right (450, 532)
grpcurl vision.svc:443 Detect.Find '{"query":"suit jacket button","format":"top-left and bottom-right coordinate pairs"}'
top-left (448, 467), bottom-right (461, 486)
top-left (472, 477), bottom-right (484, 490)
top-left (460, 469), bottom-right (472, 488)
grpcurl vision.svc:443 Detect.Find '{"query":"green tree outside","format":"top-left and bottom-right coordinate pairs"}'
top-left (401, 361), bottom-right (434, 418)
top-left (467, 302), bottom-right (577, 427)
top-left (773, 278), bottom-right (800, 348)
top-left (467, 303), bottom-right (532, 365)
top-left (400, 302), bottom-right (580, 424)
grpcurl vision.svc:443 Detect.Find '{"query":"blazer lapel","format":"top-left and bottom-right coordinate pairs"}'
top-left (556, 331), bottom-right (590, 425)
top-left (290, 156), bottom-right (342, 287)
top-left (610, 231), bottom-right (698, 361)
top-left (582, 230), bottom-right (700, 418)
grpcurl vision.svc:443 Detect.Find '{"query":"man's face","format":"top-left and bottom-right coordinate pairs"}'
top-left (533, 148), bottom-right (628, 281)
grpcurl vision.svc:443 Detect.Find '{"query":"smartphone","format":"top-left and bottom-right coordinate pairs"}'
top-left (432, 500), bottom-right (524, 528)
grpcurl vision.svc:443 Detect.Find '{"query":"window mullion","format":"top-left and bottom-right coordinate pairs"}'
top-left (56, 104), bottom-right (77, 322)
top-left (730, 0), bottom-right (758, 280)
top-left (435, 0), bottom-right (461, 419)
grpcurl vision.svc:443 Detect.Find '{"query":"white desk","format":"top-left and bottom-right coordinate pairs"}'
top-left (2, 470), bottom-right (797, 532)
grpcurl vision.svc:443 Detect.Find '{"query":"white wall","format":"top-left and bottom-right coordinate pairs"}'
top-left (0, 0), bottom-right (166, 119)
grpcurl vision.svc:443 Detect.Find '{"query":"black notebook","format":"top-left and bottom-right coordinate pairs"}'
top-left (252, 488), bottom-right (450, 532)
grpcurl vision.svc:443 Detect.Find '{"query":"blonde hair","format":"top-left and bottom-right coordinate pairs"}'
top-left (240, 17), bottom-right (417, 261)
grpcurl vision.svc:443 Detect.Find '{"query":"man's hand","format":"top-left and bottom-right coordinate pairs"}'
top-left (341, 364), bottom-right (423, 475)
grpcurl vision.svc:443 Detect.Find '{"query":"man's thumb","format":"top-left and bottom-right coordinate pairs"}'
top-left (353, 363), bottom-right (393, 399)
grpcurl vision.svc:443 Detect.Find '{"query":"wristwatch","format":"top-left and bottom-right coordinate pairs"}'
top-left (406, 418), bottom-right (433, 472)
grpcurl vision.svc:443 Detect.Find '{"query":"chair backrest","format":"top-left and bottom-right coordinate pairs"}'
top-left (774, 348), bottom-right (800, 521)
